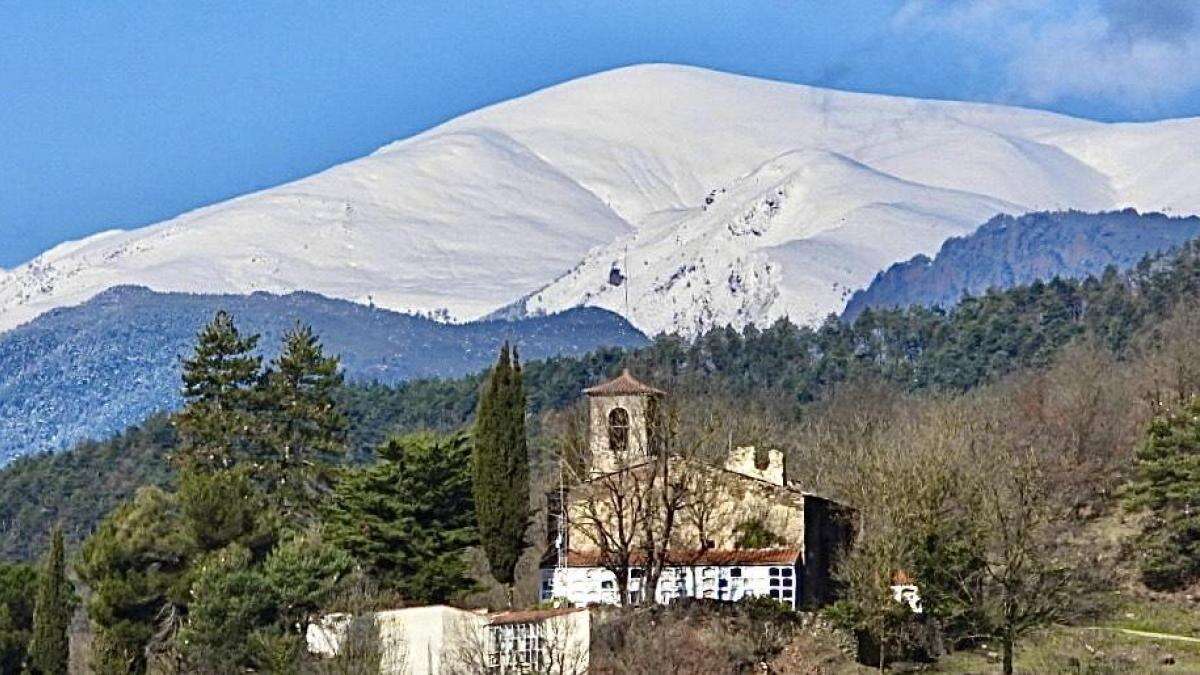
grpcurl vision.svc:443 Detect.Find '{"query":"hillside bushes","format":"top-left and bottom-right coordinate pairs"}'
top-left (76, 316), bottom-right (480, 673)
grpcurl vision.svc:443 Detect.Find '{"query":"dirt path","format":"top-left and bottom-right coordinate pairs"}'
top-left (1081, 626), bottom-right (1200, 644)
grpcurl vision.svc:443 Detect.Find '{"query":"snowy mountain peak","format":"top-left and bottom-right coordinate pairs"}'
top-left (3, 64), bottom-right (1200, 337)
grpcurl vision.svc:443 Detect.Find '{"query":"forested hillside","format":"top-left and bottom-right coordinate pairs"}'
top-left (0, 286), bottom-right (645, 463)
top-left (4, 240), bottom-right (1200, 562)
top-left (843, 209), bottom-right (1200, 321)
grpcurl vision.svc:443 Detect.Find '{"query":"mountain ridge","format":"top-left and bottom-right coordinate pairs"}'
top-left (3, 64), bottom-right (1200, 337)
top-left (0, 286), bottom-right (646, 464)
top-left (843, 209), bottom-right (1200, 321)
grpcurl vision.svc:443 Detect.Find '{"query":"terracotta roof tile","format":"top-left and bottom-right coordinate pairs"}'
top-left (558, 547), bottom-right (801, 567)
top-left (583, 369), bottom-right (665, 397)
top-left (488, 607), bottom-right (584, 625)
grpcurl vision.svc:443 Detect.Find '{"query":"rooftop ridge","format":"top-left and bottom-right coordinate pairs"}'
top-left (583, 368), bottom-right (666, 397)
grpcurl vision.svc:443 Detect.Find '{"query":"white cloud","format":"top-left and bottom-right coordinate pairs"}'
top-left (891, 0), bottom-right (1200, 112)
top-left (891, 0), bottom-right (1039, 32)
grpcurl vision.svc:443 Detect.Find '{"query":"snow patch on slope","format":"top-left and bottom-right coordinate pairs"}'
top-left (3, 64), bottom-right (1200, 337)
top-left (1042, 117), bottom-right (1200, 215)
top-left (522, 149), bottom-right (1017, 334)
top-left (0, 130), bottom-right (633, 331)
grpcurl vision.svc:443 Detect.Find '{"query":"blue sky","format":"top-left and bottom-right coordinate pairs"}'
top-left (3, 0), bottom-right (1200, 267)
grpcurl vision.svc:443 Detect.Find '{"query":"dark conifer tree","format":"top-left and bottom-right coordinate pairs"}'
top-left (175, 311), bottom-right (262, 471)
top-left (326, 433), bottom-right (476, 603)
top-left (1127, 395), bottom-right (1200, 590)
top-left (472, 343), bottom-right (530, 594)
top-left (259, 323), bottom-right (347, 517)
top-left (0, 561), bottom-right (38, 672)
top-left (27, 526), bottom-right (71, 675)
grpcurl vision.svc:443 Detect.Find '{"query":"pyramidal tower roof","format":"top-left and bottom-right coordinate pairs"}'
top-left (583, 369), bottom-right (665, 397)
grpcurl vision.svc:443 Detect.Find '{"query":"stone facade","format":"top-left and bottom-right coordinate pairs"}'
top-left (725, 445), bottom-right (785, 485)
top-left (543, 371), bottom-right (854, 609)
top-left (584, 369), bottom-right (664, 474)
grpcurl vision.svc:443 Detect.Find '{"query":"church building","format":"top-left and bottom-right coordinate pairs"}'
top-left (540, 370), bottom-right (854, 609)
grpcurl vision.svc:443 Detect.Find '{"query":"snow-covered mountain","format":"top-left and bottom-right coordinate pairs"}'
top-left (4, 64), bottom-right (1200, 337)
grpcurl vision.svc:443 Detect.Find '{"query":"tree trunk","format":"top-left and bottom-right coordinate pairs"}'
top-left (616, 570), bottom-right (630, 607)
top-left (1002, 634), bottom-right (1014, 675)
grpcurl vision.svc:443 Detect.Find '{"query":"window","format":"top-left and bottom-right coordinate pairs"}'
top-left (730, 568), bottom-right (742, 578)
top-left (781, 568), bottom-right (793, 578)
top-left (607, 407), bottom-right (630, 452)
top-left (719, 579), bottom-right (728, 588)
top-left (769, 568), bottom-right (780, 577)
top-left (601, 580), bottom-right (614, 590)
top-left (487, 622), bottom-right (543, 674)
top-left (782, 590), bottom-right (793, 598)
top-left (770, 578), bottom-right (780, 587)
top-left (782, 577), bottom-right (792, 588)
top-left (630, 568), bottom-right (644, 579)
top-left (769, 590), bottom-right (780, 599)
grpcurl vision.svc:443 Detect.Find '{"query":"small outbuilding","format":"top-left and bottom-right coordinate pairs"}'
top-left (307, 604), bottom-right (590, 674)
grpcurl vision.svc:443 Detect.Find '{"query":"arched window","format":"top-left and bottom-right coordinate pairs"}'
top-left (607, 407), bottom-right (630, 452)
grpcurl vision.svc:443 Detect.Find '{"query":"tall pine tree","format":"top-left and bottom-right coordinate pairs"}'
top-left (1127, 395), bottom-right (1200, 589)
top-left (472, 343), bottom-right (530, 595)
top-left (27, 525), bottom-right (71, 675)
top-left (259, 323), bottom-right (347, 518)
top-left (175, 311), bottom-right (262, 471)
top-left (326, 433), bottom-right (477, 603)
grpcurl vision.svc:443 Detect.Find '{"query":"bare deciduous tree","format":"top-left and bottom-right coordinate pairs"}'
top-left (963, 448), bottom-right (1082, 675)
top-left (447, 613), bottom-right (587, 675)
top-left (557, 397), bottom-right (725, 606)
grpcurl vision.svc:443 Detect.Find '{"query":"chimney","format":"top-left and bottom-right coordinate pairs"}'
top-left (724, 446), bottom-right (785, 486)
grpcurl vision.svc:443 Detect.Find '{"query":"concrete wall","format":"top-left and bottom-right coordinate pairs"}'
top-left (308, 605), bottom-right (589, 675)
top-left (377, 605), bottom-right (485, 674)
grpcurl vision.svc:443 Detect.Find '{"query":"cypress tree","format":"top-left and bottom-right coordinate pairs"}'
top-left (175, 310), bottom-right (262, 471)
top-left (472, 343), bottom-right (530, 593)
top-left (28, 526), bottom-right (71, 675)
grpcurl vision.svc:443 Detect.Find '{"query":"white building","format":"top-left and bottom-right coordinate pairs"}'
top-left (307, 605), bottom-right (590, 675)
top-left (541, 370), bottom-right (854, 609)
top-left (542, 548), bottom-right (805, 608)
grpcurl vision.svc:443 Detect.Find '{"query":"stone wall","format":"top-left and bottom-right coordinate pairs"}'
top-left (588, 393), bottom-right (653, 474)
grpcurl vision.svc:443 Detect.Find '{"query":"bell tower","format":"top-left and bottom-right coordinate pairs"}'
top-left (584, 369), bottom-right (665, 474)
